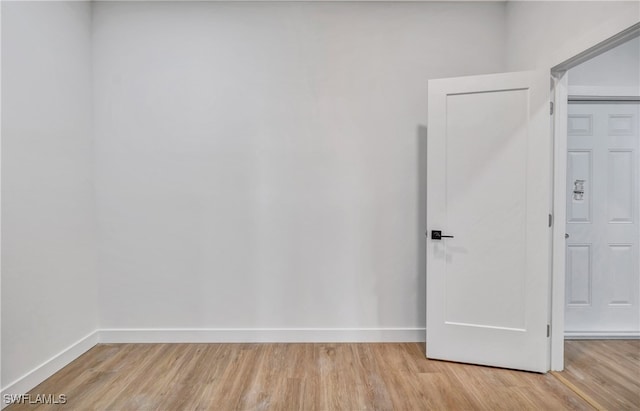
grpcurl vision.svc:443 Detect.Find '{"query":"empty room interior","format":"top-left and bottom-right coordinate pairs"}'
top-left (1, 0), bottom-right (639, 410)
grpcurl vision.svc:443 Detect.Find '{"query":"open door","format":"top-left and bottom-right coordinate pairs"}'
top-left (426, 71), bottom-right (552, 373)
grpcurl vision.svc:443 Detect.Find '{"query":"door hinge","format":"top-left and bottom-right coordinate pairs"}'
top-left (547, 324), bottom-right (550, 337)
top-left (548, 214), bottom-right (553, 227)
top-left (550, 101), bottom-right (554, 115)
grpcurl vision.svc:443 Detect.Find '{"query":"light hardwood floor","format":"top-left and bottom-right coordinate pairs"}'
top-left (4, 341), bottom-right (638, 410)
top-left (559, 340), bottom-right (640, 411)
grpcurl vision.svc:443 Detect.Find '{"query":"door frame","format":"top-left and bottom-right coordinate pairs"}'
top-left (549, 22), bottom-right (640, 371)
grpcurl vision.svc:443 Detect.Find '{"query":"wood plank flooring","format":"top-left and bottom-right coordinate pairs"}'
top-left (559, 339), bottom-right (640, 411)
top-left (4, 341), bottom-right (638, 410)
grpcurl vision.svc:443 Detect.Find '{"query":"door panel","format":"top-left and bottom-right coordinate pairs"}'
top-left (565, 102), bottom-right (640, 334)
top-left (444, 90), bottom-right (528, 331)
top-left (567, 244), bottom-right (592, 305)
top-left (608, 150), bottom-right (634, 222)
top-left (426, 71), bottom-right (551, 373)
top-left (609, 244), bottom-right (633, 305)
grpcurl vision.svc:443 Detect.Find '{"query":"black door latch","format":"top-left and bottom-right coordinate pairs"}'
top-left (431, 230), bottom-right (454, 240)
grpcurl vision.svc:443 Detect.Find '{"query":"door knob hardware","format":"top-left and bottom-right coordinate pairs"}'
top-left (431, 230), bottom-right (454, 240)
top-left (565, 233), bottom-right (569, 239)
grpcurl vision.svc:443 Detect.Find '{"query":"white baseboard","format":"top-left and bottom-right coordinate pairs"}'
top-left (1, 331), bottom-right (98, 410)
top-left (565, 331), bottom-right (640, 340)
top-left (98, 327), bottom-right (426, 344)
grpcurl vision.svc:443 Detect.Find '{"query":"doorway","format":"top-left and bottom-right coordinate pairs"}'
top-left (564, 36), bottom-right (640, 337)
top-left (551, 23), bottom-right (640, 371)
top-left (425, 26), bottom-right (639, 373)
top-left (565, 100), bottom-right (639, 337)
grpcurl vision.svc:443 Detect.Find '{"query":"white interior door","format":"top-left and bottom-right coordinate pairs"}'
top-left (426, 71), bottom-right (552, 373)
top-left (565, 102), bottom-right (640, 336)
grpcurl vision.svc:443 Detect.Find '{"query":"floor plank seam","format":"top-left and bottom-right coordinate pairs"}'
top-left (551, 371), bottom-right (603, 411)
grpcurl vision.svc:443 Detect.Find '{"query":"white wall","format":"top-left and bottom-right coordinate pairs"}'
top-left (506, 1), bottom-right (640, 71)
top-left (568, 36), bottom-right (640, 94)
top-left (1, 0), bottom-right (634, 397)
top-left (93, 1), bottom-right (507, 335)
top-left (1, 0), bottom-right (97, 392)
top-left (1, 0), bottom-right (635, 399)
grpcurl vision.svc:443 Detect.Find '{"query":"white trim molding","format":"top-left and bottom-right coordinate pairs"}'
top-left (568, 85), bottom-right (640, 99)
top-left (565, 331), bottom-right (640, 340)
top-left (0, 331), bottom-right (98, 410)
top-left (549, 22), bottom-right (640, 72)
top-left (98, 327), bottom-right (426, 344)
top-left (551, 72), bottom-right (569, 372)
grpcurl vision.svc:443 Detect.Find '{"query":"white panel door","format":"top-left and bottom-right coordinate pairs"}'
top-left (566, 102), bottom-right (640, 334)
top-left (426, 71), bottom-right (551, 373)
